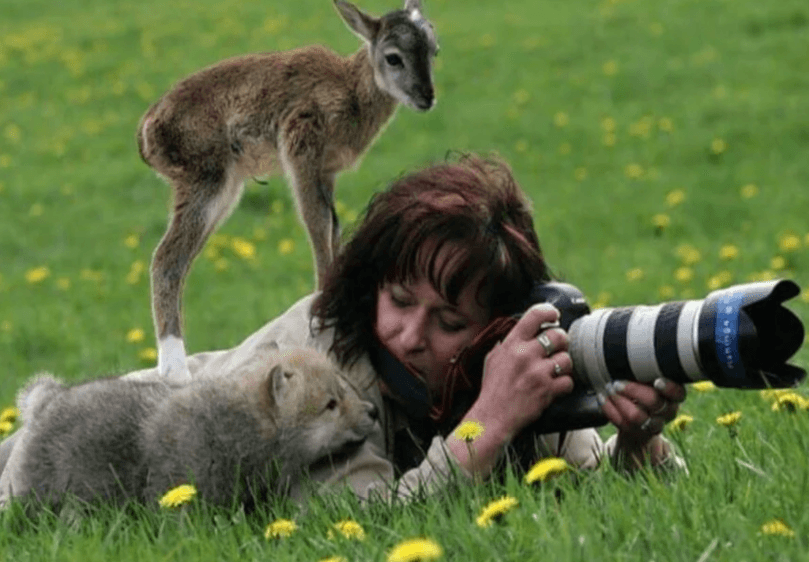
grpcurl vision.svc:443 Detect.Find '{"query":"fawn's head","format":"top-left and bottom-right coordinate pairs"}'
top-left (335, 0), bottom-right (438, 111)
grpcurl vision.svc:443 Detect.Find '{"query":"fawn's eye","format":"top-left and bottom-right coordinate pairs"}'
top-left (326, 398), bottom-right (339, 411)
top-left (385, 53), bottom-right (403, 67)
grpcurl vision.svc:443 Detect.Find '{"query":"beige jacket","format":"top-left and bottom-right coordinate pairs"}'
top-left (124, 293), bottom-right (610, 502)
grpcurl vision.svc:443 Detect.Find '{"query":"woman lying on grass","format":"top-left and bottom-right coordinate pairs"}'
top-left (0, 153), bottom-right (686, 504)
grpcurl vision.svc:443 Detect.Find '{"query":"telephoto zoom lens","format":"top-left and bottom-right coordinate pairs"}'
top-left (566, 279), bottom-right (805, 392)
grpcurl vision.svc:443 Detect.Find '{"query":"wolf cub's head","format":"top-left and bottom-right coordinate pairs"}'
top-left (263, 348), bottom-right (379, 464)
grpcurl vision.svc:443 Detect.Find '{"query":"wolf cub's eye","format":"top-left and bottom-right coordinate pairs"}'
top-left (326, 398), bottom-right (339, 411)
top-left (385, 53), bottom-right (403, 67)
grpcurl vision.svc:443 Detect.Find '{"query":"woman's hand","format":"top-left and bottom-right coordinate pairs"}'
top-left (600, 378), bottom-right (687, 468)
top-left (447, 303), bottom-right (575, 478)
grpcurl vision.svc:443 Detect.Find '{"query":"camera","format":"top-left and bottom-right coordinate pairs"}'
top-left (531, 279), bottom-right (806, 432)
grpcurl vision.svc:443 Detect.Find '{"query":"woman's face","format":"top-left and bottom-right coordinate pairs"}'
top-left (374, 273), bottom-right (490, 396)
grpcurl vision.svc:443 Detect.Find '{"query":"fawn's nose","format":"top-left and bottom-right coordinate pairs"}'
top-left (366, 402), bottom-right (379, 421)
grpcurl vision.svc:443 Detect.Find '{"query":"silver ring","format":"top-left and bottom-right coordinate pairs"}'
top-left (652, 401), bottom-right (669, 416)
top-left (537, 332), bottom-right (555, 357)
top-left (640, 417), bottom-right (662, 432)
top-left (553, 362), bottom-right (563, 376)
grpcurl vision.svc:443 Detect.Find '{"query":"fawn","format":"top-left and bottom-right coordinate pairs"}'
top-left (137, 0), bottom-right (438, 380)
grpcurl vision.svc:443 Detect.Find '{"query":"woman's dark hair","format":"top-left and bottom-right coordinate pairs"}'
top-left (311, 153), bottom-right (551, 368)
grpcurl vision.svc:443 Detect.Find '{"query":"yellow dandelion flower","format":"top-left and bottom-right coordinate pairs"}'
top-left (676, 244), bottom-right (702, 265)
top-left (761, 519), bottom-right (795, 538)
top-left (25, 266), bottom-right (50, 284)
top-left (320, 557), bottom-right (348, 562)
top-left (126, 328), bottom-right (145, 344)
top-left (80, 269), bottom-right (103, 282)
top-left (624, 163), bottom-right (644, 179)
top-left (574, 167), bottom-right (587, 181)
top-left (454, 420), bottom-right (485, 443)
top-left (56, 277), bottom-right (71, 290)
top-left (770, 256), bottom-right (786, 271)
top-left (602, 132), bottom-right (617, 147)
top-left (707, 271), bottom-right (732, 290)
top-left (716, 411), bottom-right (742, 427)
top-left (658, 117), bottom-right (674, 133)
top-left (658, 285), bottom-right (675, 299)
top-left (652, 214), bottom-right (670, 229)
top-left (387, 538), bottom-right (443, 562)
top-left (602, 60), bottom-right (618, 76)
top-left (0, 421), bottom-right (13, 436)
top-left (231, 237), bottom-right (256, 260)
top-left (214, 258), bottom-right (229, 272)
top-left (138, 347), bottom-right (158, 362)
top-left (476, 496), bottom-right (519, 528)
top-left (760, 388), bottom-right (792, 402)
top-left (778, 233), bottom-right (801, 253)
top-left (1, 406), bottom-right (20, 424)
top-left (665, 189), bottom-right (685, 206)
top-left (693, 381), bottom-right (716, 392)
top-left (553, 111), bottom-right (569, 127)
top-left (771, 393), bottom-right (809, 412)
top-left (601, 116), bottom-right (616, 132)
top-left (719, 244), bottom-right (739, 260)
top-left (710, 138), bottom-right (727, 154)
top-left (4, 123), bottom-right (21, 143)
top-left (668, 414), bottom-right (694, 431)
top-left (740, 184), bottom-right (758, 199)
top-left (629, 118), bottom-right (653, 138)
top-left (158, 484), bottom-right (197, 508)
top-left (626, 268), bottom-right (644, 282)
top-left (264, 518), bottom-right (298, 539)
top-left (330, 519), bottom-right (366, 541)
top-left (524, 457), bottom-right (570, 484)
top-left (513, 89), bottom-right (530, 105)
top-left (674, 267), bottom-right (693, 283)
top-left (278, 238), bottom-right (295, 255)
top-left (124, 234), bottom-right (139, 249)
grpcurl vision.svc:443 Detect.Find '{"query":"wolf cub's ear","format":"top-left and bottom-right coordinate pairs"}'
top-left (270, 364), bottom-right (295, 403)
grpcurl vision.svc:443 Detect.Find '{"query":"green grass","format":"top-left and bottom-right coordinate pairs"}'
top-left (1, 0), bottom-right (808, 559)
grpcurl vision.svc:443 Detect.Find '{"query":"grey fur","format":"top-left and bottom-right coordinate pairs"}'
top-left (4, 349), bottom-right (377, 510)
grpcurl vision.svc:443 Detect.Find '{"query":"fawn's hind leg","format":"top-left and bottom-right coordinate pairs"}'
top-left (278, 111), bottom-right (340, 289)
top-left (151, 172), bottom-right (245, 380)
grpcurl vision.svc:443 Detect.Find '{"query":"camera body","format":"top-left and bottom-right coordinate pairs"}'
top-left (529, 279), bottom-right (806, 432)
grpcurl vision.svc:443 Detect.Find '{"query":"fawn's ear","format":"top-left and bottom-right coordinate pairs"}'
top-left (334, 0), bottom-right (380, 43)
top-left (404, 0), bottom-right (424, 16)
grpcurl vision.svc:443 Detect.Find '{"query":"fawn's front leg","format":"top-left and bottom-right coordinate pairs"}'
top-left (151, 182), bottom-right (229, 381)
top-left (280, 111), bottom-right (341, 288)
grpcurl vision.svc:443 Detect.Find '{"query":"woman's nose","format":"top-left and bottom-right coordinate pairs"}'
top-left (398, 310), bottom-right (428, 351)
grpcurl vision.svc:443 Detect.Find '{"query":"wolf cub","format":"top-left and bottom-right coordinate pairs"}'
top-left (4, 347), bottom-right (378, 510)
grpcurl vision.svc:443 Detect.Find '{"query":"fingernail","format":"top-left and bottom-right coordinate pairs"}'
top-left (653, 378), bottom-right (670, 392)
top-left (529, 302), bottom-right (560, 320)
top-left (596, 392), bottom-right (606, 406)
top-left (606, 380), bottom-right (627, 395)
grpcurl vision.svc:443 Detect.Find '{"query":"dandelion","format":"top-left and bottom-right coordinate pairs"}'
top-left (126, 260), bottom-right (146, 285)
top-left (476, 496), bottom-right (519, 528)
top-left (214, 258), bottom-right (229, 272)
top-left (658, 285), bottom-right (675, 299)
top-left (124, 234), bottom-right (139, 249)
top-left (652, 214), bottom-right (670, 230)
top-left (320, 557), bottom-right (348, 562)
top-left (0, 407), bottom-right (19, 424)
top-left (265, 518), bottom-right (298, 539)
top-left (771, 393), bottom-right (809, 412)
top-left (455, 420), bottom-right (485, 443)
top-left (658, 117), bottom-right (674, 133)
top-left (387, 538), bottom-right (443, 562)
top-left (740, 184), bottom-right (758, 199)
top-left (602, 132), bottom-right (616, 147)
top-left (760, 388), bottom-right (792, 402)
top-left (602, 60), bottom-right (618, 76)
top-left (626, 268), bottom-right (644, 282)
top-left (624, 163), bottom-right (644, 179)
top-left (158, 484), bottom-right (196, 508)
top-left (80, 269), bottom-right (103, 283)
top-left (524, 457), bottom-right (570, 484)
top-left (719, 244), bottom-right (739, 260)
top-left (138, 347), bottom-right (158, 362)
top-left (278, 238), bottom-right (295, 255)
top-left (574, 167), bottom-right (587, 181)
top-left (231, 237), bottom-right (256, 260)
top-left (126, 328), bottom-right (145, 344)
top-left (770, 256), bottom-right (786, 271)
top-left (710, 138), bottom-right (727, 155)
top-left (601, 116), bottom-right (616, 132)
top-left (668, 414), bottom-right (694, 431)
top-left (676, 244), bottom-right (702, 265)
top-left (25, 266), bottom-right (50, 284)
top-left (56, 277), bottom-right (71, 290)
top-left (330, 519), bottom-right (366, 541)
top-left (693, 381), bottom-right (716, 392)
top-left (716, 411), bottom-right (742, 427)
top-left (553, 111), bottom-right (569, 127)
top-left (513, 89), bottom-right (530, 105)
top-left (778, 233), bottom-right (801, 253)
top-left (674, 267), bottom-right (693, 283)
top-left (0, 421), bottom-right (12, 436)
top-left (665, 189), bottom-right (685, 206)
top-left (707, 271), bottom-right (732, 290)
top-left (761, 519), bottom-right (795, 538)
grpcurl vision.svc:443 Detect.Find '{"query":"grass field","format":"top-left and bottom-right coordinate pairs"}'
top-left (1, 0), bottom-right (808, 559)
